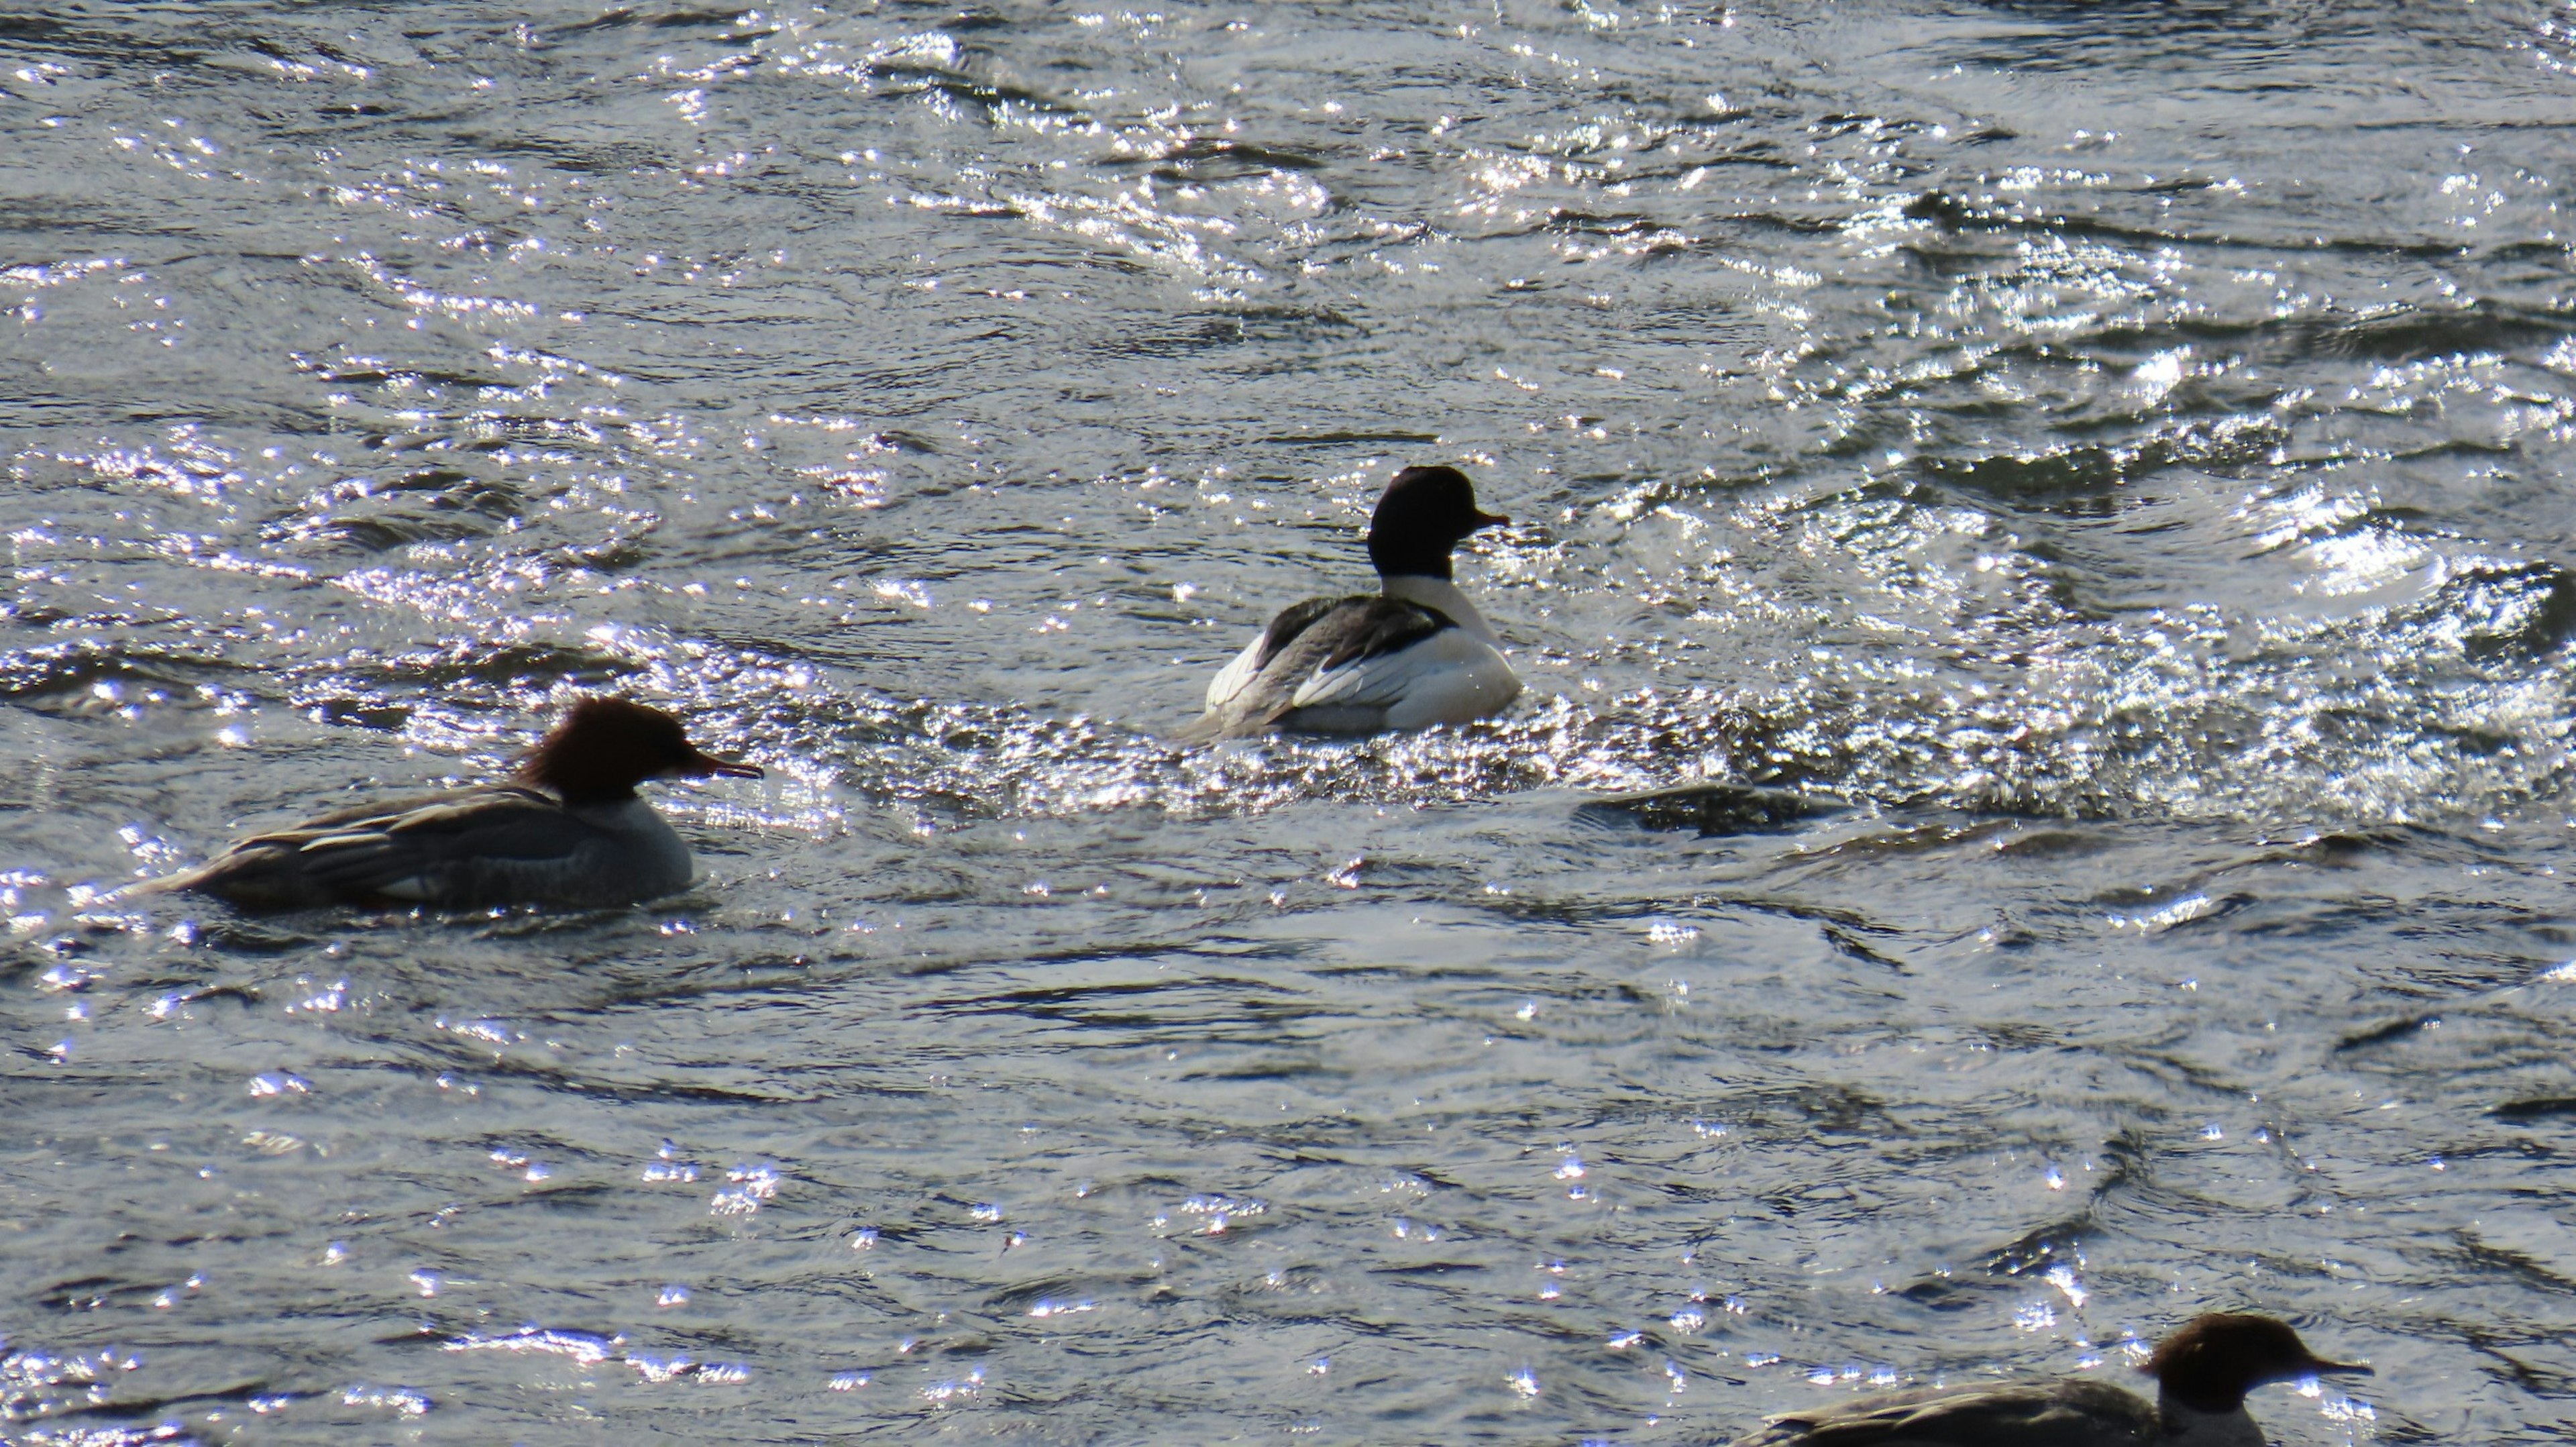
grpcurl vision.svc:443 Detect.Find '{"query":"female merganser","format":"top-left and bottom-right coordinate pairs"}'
top-left (1728, 1313), bottom-right (2371, 1447)
top-left (1188, 464), bottom-right (1521, 740)
top-left (139, 696), bottom-right (762, 910)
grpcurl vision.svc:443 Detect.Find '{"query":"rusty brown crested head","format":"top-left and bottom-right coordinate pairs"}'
top-left (515, 696), bottom-right (761, 805)
top-left (2144, 1313), bottom-right (2371, 1415)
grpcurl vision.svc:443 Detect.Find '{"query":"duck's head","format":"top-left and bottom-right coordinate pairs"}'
top-left (1366, 464), bottom-right (1509, 580)
top-left (2145, 1313), bottom-right (2370, 1414)
top-left (517, 696), bottom-right (763, 804)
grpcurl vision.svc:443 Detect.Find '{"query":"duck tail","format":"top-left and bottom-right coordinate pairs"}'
top-left (1171, 708), bottom-right (1238, 747)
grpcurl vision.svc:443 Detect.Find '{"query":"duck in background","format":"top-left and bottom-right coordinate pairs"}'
top-left (135, 696), bottom-right (762, 910)
top-left (1188, 464), bottom-right (1521, 741)
top-left (1726, 1311), bottom-right (2371, 1447)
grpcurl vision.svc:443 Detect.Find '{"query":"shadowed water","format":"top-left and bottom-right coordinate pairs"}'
top-left (3, 1), bottom-right (2574, 1442)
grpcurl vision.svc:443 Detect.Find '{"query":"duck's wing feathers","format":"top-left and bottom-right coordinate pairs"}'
top-left (1281, 599), bottom-right (1456, 712)
top-left (237, 787), bottom-right (601, 902)
top-left (1187, 596), bottom-right (1453, 739)
top-left (1730, 1381), bottom-right (2161, 1447)
top-left (1205, 596), bottom-right (1347, 711)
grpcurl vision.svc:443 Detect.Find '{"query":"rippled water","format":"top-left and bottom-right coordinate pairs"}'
top-left (4, 1), bottom-right (2574, 1442)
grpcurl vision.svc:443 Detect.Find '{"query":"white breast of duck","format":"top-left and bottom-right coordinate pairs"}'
top-left (1193, 464), bottom-right (1522, 740)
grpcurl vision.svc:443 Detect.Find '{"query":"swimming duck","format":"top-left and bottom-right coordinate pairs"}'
top-left (1189, 464), bottom-right (1521, 740)
top-left (1727, 1312), bottom-right (2371, 1447)
top-left (139, 696), bottom-right (762, 909)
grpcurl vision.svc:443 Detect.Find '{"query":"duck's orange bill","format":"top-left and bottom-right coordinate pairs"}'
top-left (686, 749), bottom-right (765, 779)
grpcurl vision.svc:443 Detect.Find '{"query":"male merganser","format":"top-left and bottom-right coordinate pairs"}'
top-left (1727, 1313), bottom-right (2371, 1447)
top-left (138, 696), bottom-right (762, 910)
top-left (1188, 464), bottom-right (1521, 740)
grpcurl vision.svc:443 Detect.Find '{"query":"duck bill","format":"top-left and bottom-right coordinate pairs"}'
top-left (684, 748), bottom-right (765, 780)
top-left (2306, 1359), bottom-right (2372, 1377)
top-left (1472, 509), bottom-right (1510, 531)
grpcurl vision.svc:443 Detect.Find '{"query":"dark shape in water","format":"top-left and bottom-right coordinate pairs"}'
top-left (1728, 1312), bottom-right (2369, 1446)
top-left (134, 697), bottom-right (761, 910)
top-left (1576, 780), bottom-right (1845, 836)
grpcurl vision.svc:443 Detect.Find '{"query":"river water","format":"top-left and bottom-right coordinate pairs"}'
top-left (4, 2), bottom-right (2573, 1442)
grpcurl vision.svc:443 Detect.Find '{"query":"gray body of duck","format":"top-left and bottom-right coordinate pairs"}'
top-left (139, 696), bottom-right (761, 910)
top-left (1727, 1313), bottom-right (2371, 1447)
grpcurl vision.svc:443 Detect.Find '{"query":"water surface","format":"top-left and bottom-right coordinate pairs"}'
top-left (4, 1), bottom-right (2575, 1442)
